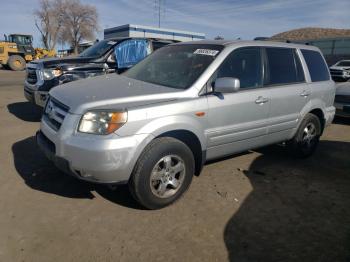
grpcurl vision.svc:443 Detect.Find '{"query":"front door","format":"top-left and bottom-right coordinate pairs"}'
top-left (205, 47), bottom-right (270, 160)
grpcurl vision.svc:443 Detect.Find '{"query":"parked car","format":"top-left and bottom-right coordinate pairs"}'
top-left (37, 40), bottom-right (335, 209)
top-left (334, 82), bottom-right (350, 117)
top-left (24, 37), bottom-right (177, 107)
top-left (329, 60), bottom-right (350, 82)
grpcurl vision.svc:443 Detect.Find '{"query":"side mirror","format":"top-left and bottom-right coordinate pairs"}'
top-left (107, 53), bottom-right (116, 64)
top-left (214, 77), bottom-right (240, 93)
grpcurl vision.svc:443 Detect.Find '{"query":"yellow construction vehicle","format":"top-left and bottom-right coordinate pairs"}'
top-left (0, 34), bottom-right (56, 71)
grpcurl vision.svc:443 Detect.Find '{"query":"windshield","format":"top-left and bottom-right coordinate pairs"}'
top-left (337, 61), bottom-right (350, 67)
top-left (123, 44), bottom-right (223, 89)
top-left (9, 35), bottom-right (32, 45)
top-left (79, 40), bottom-right (117, 58)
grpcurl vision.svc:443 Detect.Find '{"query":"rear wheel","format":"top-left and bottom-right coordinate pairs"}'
top-left (129, 137), bottom-right (195, 209)
top-left (8, 55), bottom-right (26, 71)
top-left (288, 113), bottom-right (321, 158)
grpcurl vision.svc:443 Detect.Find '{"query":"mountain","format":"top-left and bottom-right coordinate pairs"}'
top-left (270, 27), bottom-right (350, 41)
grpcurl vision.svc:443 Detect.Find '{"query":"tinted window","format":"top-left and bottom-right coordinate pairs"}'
top-left (152, 41), bottom-right (171, 51)
top-left (265, 48), bottom-right (304, 85)
top-left (79, 40), bottom-right (116, 58)
top-left (301, 49), bottom-right (330, 82)
top-left (216, 47), bottom-right (262, 89)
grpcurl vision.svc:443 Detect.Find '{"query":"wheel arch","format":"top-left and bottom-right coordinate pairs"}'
top-left (8, 52), bottom-right (25, 58)
top-left (309, 108), bottom-right (325, 134)
top-left (156, 129), bottom-right (205, 176)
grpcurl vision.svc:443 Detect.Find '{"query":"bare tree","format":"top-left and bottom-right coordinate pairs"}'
top-left (34, 0), bottom-right (65, 49)
top-left (60, 0), bottom-right (98, 54)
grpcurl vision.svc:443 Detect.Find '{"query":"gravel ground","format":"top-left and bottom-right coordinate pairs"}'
top-left (0, 69), bottom-right (349, 262)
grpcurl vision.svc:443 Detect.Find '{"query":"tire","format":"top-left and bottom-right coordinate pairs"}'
top-left (8, 55), bottom-right (26, 71)
top-left (129, 137), bottom-right (195, 209)
top-left (288, 113), bottom-right (321, 158)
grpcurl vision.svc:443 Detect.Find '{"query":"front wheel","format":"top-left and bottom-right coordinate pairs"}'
top-left (129, 137), bottom-right (195, 209)
top-left (288, 113), bottom-right (321, 158)
top-left (8, 55), bottom-right (26, 71)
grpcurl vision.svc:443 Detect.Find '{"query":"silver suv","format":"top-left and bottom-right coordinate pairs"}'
top-left (37, 40), bottom-right (336, 209)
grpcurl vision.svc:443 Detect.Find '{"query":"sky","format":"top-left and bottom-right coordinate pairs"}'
top-left (1, 0), bottom-right (350, 48)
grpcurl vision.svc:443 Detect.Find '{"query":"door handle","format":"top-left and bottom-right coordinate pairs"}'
top-left (255, 96), bottom-right (269, 104)
top-left (300, 90), bottom-right (310, 97)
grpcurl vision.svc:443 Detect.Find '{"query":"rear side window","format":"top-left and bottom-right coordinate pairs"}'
top-left (264, 47), bottom-right (305, 86)
top-left (301, 49), bottom-right (330, 82)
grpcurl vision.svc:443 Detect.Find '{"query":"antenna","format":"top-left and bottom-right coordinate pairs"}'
top-left (154, 0), bottom-right (165, 28)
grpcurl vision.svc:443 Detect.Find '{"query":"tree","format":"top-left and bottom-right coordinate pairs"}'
top-left (34, 0), bottom-right (65, 50)
top-left (60, 0), bottom-right (98, 54)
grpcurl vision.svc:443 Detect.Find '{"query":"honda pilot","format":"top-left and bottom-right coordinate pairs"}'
top-left (37, 40), bottom-right (335, 209)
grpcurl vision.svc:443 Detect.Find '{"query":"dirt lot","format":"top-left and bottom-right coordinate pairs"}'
top-left (0, 69), bottom-right (349, 262)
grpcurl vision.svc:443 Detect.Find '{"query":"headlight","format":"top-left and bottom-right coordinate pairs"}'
top-left (41, 68), bottom-right (62, 80)
top-left (78, 111), bottom-right (127, 135)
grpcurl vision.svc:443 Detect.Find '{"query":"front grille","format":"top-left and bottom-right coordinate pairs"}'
top-left (43, 97), bottom-right (69, 131)
top-left (335, 95), bottom-right (350, 104)
top-left (26, 68), bottom-right (37, 84)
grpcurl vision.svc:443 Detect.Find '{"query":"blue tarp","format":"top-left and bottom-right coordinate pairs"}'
top-left (115, 39), bottom-right (150, 69)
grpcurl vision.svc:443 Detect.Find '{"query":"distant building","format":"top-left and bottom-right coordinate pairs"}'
top-left (270, 27), bottom-right (350, 65)
top-left (104, 24), bottom-right (205, 42)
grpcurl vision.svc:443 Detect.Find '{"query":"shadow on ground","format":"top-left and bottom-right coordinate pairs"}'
top-left (7, 102), bottom-right (42, 122)
top-left (11, 136), bottom-right (143, 209)
top-left (224, 141), bottom-right (350, 261)
top-left (334, 115), bottom-right (350, 125)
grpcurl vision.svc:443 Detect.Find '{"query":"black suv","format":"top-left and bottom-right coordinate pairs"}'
top-left (24, 37), bottom-right (176, 106)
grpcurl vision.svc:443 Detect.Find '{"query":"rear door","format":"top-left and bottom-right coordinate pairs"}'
top-left (206, 47), bottom-right (271, 159)
top-left (263, 47), bottom-right (309, 141)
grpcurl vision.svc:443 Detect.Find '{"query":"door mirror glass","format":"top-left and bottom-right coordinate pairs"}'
top-left (214, 77), bottom-right (240, 93)
top-left (107, 53), bottom-right (116, 64)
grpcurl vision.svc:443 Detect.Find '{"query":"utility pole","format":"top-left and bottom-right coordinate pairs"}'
top-left (154, 0), bottom-right (165, 28)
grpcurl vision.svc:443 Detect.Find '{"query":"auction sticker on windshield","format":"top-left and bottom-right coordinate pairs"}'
top-left (194, 49), bottom-right (219, 56)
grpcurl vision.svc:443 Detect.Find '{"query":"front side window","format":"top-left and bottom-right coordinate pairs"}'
top-left (264, 47), bottom-right (305, 86)
top-left (301, 49), bottom-right (330, 82)
top-left (214, 47), bottom-right (263, 89)
top-left (115, 39), bottom-right (151, 69)
top-left (123, 44), bottom-right (223, 89)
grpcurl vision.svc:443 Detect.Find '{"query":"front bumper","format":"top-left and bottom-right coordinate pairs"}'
top-left (324, 106), bottom-right (336, 125)
top-left (334, 102), bottom-right (350, 117)
top-left (38, 114), bottom-right (154, 184)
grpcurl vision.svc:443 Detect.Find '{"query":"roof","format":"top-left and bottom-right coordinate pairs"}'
top-left (271, 27), bottom-right (350, 41)
top-left (174, 39), bottom-right (319, 50)
top-left (101, 37), bottom-right (178, 43)
top-left (104, 24), bottom-right (205, 37)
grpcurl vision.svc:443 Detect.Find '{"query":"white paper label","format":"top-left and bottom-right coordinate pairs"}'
top-left (194, 49), bottom-right (219, 56)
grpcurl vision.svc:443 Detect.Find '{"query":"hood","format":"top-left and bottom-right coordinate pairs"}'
top-left (336, 82), bottom-right (350, 96)
top-left (50, 74), bottom-right (189, 114)
top-left (330, 66), bottom-right (350, 70)
top-left (31, 56), bottom-right (99, 68)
